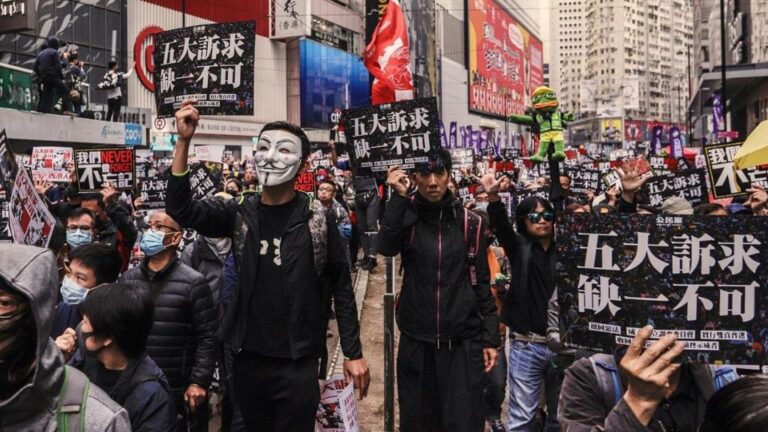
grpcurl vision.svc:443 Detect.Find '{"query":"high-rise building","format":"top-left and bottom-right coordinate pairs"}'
top-left (550, 0), bottom-right (693, 144)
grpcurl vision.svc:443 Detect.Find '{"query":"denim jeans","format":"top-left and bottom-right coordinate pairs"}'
top-left (507, 340), bottom-right (561, 432)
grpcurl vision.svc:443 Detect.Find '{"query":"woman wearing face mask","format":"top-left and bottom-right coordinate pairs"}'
top-left (51, 243), bottom-right (122, 345)
top-left (70, 283), bottom-right (178, 432)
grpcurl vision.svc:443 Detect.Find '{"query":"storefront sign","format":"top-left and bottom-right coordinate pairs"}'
top-left (0, 0), bottom-right (35, 33)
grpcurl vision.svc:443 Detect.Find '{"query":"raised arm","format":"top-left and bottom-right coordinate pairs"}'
top-left (481, 172), bottom-right (522, 262)
top-left (507, 114), bottom-right (536, 127)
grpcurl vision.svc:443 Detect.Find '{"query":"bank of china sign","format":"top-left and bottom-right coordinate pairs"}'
top-left (269, 0), bottom-right (311, 40)
top-left (0, 0), bottom-right (35, 34)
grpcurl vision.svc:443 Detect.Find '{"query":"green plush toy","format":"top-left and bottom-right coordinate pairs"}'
top-left (508, 86), bottom-right (574, 163)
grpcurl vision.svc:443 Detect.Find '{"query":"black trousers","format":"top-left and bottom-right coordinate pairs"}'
top-left (38, 77), bottom-right (70, 113)
top-left (398, 334), bottom-right (485, 432)
top-left (106, 96), bottom-right (122, 122)
top-left (234, 351), bottom-right (320, 432)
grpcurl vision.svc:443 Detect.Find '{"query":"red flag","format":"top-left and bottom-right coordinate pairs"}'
top-left (363, 0), bottom-right (414, 104)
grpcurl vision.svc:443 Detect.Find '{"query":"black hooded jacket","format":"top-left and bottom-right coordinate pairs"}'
top-left (378, 192), bottom-right (499, 347)
top-left (34, 37), bottom-right (64, 81)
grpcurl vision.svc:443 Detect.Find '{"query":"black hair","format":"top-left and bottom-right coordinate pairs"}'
top-left (225, 178), bottom-right (243, 192)
top-left (79, 193), bottom-right (105, 209)
top-left (67, 243), bottom-right (121, 285)
top-left (699, 375), bottom-right (768, 432)
top-left (259, 121), bottom-right (311, 161)
top-left (416, 147), bottom-right (453, 174)
top-left (65, 207), bottom-right (96, 226)
top-left (48, 222), bottom-right (67, 256)
top-left (318, 179), bottom-right (337, 191)
top-left (515, 197), bottom-right (554, 234)
top-left (78, 283), bottom-right (154, 359)
top-left (694, 203), bottom-right (727, 216)
top-left (108, 61), bottom-right (117, 69)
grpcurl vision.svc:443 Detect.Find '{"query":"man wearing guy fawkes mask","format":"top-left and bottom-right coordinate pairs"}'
top-left (166, 100), bottom-right (370, 432)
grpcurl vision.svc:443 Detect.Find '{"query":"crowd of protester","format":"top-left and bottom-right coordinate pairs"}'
top-left (2, 105), bottom-right (768, 432)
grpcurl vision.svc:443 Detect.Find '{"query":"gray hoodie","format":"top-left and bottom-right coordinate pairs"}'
top-left (0, 245), bottom-right (131, 431)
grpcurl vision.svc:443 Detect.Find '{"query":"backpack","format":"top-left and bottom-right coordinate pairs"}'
top-left (589, 353), bottom-right (738, 409)
top-left (56, 366), bottom-right (90, 432)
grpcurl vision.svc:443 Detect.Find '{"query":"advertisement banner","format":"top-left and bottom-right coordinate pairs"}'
top-left (439, 121), bottom-right (447, 147)
top-left (624, 120), bottom-right (643, 142)
top-left (405, 0), bottom-right (437, 98)
top-left (467, 0), bottom-right (543, 118)
top-left (644, 169), bottom-right (709, 208)
top-left (557, 213), bottom-right (768, 364)
top-left (9, 169), bottom-right (56, 248)
top-left (600, 119), bottom-right (622, 142)
top-left (712, 92), bottom-right (723, 137)
top-left (75, 148), bottom-right (136, 193)
top-left (669, 126), bottom-right (683, 159)
top-left (153, 22), bottom-right (256, 117)
top-left (31, 147), bottom-right (73, 183)
top-left (705, 142), bottom-right (768, 199)
top-left (449, 121), bottom-right (457, 148)
top-left (622, 77), bottom-right (641, 110)
top-left (340, 97), bottom-right (440, 180)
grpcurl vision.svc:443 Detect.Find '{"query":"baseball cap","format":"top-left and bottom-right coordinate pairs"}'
top-left (661, 196), bottom-right (694, 215)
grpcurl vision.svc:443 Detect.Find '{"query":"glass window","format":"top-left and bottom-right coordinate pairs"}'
top-left (106, 11), bottom-right (121, 56)
top-left (55, 1), bottom-right (75, 44)
top-left (90, 7), bottom-right (106, 48)
top-left (73, 5), bottom-right (91, 46)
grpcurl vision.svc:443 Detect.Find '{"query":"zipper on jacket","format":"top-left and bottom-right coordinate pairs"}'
top-left (436, 209), bottom-right (443, 347)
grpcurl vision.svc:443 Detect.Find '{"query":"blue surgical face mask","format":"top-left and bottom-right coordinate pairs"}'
top-left (66, 229), bottom-right (92, 248)
top-left (475, 202), bottom-right (489, 212)
top-left (60, 276), bottom-right (88, 306)
top-left (140, 230), bottom-right (168, 257)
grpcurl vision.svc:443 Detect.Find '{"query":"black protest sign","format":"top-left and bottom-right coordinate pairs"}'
top-left (0, 129), bottom-right (18, 192)
top-left (295, 170), bottom-right (316, 197)
top-left (650, 156), bottom-right (672, 176)
top-left (644, 169), bottom-right (709, 208)
top-left (601, 170), bottom-right (621, 190)
top-left (450, 149), bottom-right (474, 171)
top-left (74, 148), bottom-right (136, 193)
top-left (153, 21), bottom-right (256, 117)
top-left (188, 163), bottom-right (218, 200)
top-left (341, 97), bottom-right (441, 180)
top-left (138, 172), bottom-right (170, 210)
top-left (563, 167), bottom-right (602, 195)
top-left (514, 188), bottom-right (549, 206)
top-left (0, 190), bottom-right (11, 243)
top-left (705, 142), bottom-right (768, 199)
top-left (557, 213), bottom-right (768, 364)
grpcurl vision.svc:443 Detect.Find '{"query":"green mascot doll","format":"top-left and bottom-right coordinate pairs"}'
top-left (508, 86), bottom-right (574, 163)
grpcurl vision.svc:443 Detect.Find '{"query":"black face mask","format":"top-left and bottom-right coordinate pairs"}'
top-left (77, 327), bottom-right (107, 358)
top-left (226, 189), bottom-right (239, 196)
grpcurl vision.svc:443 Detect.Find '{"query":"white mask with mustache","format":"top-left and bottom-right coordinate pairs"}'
top-left (254, 129), bottom-right (304, 186)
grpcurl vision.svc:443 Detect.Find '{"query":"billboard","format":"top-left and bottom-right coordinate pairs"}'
top-left (299, 39), bottom-right (369, 129)
top-left (467, 0), bottom-right (543, 118)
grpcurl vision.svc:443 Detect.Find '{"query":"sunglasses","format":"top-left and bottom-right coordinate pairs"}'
top-left (527, 211), bottom-right (555, 224)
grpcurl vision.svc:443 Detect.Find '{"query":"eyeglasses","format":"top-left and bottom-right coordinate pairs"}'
top-left (143, 223), bottom-right (179, 233)
top-left (0, 297), bottom-right (20, 317)
top-left (67, 225), bottom-right (93, 231)
top-left (527, 211), bottom-right (555, 224)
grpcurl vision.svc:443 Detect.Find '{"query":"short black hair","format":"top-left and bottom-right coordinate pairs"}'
top-left (67, 243), bottom-right (121, 285)
top-left (694, 203), bottom-right (727, 215)
top-left (259, 121), bottom-right (311, 161)
top-left (108, 60), bottom-right (117, 69)
top-left (48, 222), bottom-right (67, 256)
top-left (65, 207), bottom-right (96, 226)
top-left (699, 375), bottom-right (768, 432)
top-left (225, 178), bottom-right (243, 191)
top-left (79, 283), bottom-right (154, 359)
top-left (79, 193), bottom-right (105, 209)
top-left (515, 196), bottom-right (555, 234)
top-left (318, 179), bottom-right (336, 191)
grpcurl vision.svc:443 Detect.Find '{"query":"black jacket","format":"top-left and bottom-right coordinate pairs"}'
top-left (120, 256), bottom-right (218, 397)
top-left (165, 172), bottom-right (363, 360)
top-left (73, 353), bottom-right (177, 432)
top-left (487, 199), bottom-right (557, 334)
top-left (181, 235), bottom-right (226, 302)
top-left (34, 40), bottom-right (64, 81)
top-left (378, 193), bottom-right (498, 347)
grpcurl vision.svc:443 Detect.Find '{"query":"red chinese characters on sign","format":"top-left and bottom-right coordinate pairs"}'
top-left (467, 0), bottom-right (543, 118)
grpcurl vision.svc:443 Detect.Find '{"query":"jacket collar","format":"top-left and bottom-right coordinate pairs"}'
top-left (242, 191), bottom-right (313, 230)
top-left (140, 254), bottom-right (179, 281)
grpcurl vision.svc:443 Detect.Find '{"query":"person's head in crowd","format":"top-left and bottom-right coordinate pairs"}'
top-left (661, 196), bottom-right (694, 215)
top-left (0, 274), bottom-right (36, 400)
top-left (592, 204), bottom-right (616, 215)
top-left (65, 207), bottom-right (97, 248)
top-left (342, 169), bottom-right (353, 179)
top-left (565, 203), bottom-right (588, 214)
top-left (317, 180), bottom-right (337, 206)
top-left (77, 283), bottom-right (155, 365)
top-left (474, 187), bottom-right (489, 210)
top-left (499, 174), bottom-right (513, 193)
top-left (79, 194), bottom-right (109, 230)
top-left (243, 167), bottom-right (255, 183)
top-left (46, 37), bottom-right (60, 50)
top-left (699, 375), bottom-right (768, 432)
top-left (515, 196), bottom-right (555, 240)
top-left (140, 212), bottom-right (182, 260)
top-left (448, 178), bottom-right (458, 196)
top-left (694, 203), bottom-right (729, 216)
top-left (61, 243), bottom-right (121, 306)
top-left (254, 121), bottom-right (311, 187)
top-left (225, 178), bottom-right (242, 197)
top-left (107, 60), bottom-right (118, 72)
top-left (636, 204), bottom-right (657, 215)
top-left (727, 202), bottom-right (752, 215)
top-left (412, 147), bottom-right (452, 203)
top-left (536, 176), bottom-right (550, 188)
top-left (559, 174), bottom-right (572, 192)
top-left (222, 164), bottom-right (232, 179)
top-left (48, 222), bottom-right (68, 281)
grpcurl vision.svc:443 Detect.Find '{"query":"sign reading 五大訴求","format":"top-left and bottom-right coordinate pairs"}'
top-left (557, 214), bottom-right (768, 364)
top-left (340, 97), bottom-right (441, 181)
top-left (153, 21), bottom-right (255, 117)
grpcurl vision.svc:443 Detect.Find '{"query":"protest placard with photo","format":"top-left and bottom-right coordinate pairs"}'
top-left (315, 375), bottom-right (360, 432)
top-left (153, 21), bottom-right (256, 117)
top-left (189, 163), bottom-right (218, 200)
top-left (450, 148), bottom-right (474, 172)
top-left (705, 142), bottom-right (768, 199)
top-left (0, 190), bottom-right (11, 243)
top-left (0, 128), bottom-right (18, 191)
top-left (9, 169), bottom-right (56, 248)
top-left (31, 146), bottom-right (73, 183)
top-left (296, 170), bottom-right (317, 197)
top-left (75, 148), bottom-right (136, 193)
top-left (340, 97), bottom-right (441, 181)
top-left (563, 167), bottom-right (602, 195)
top-left (138, 172), bottom-right (170, 210)
top-left (557, 213), bottom-right (768, 364)
top-left (644, 169), bottom-right (709, 208)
